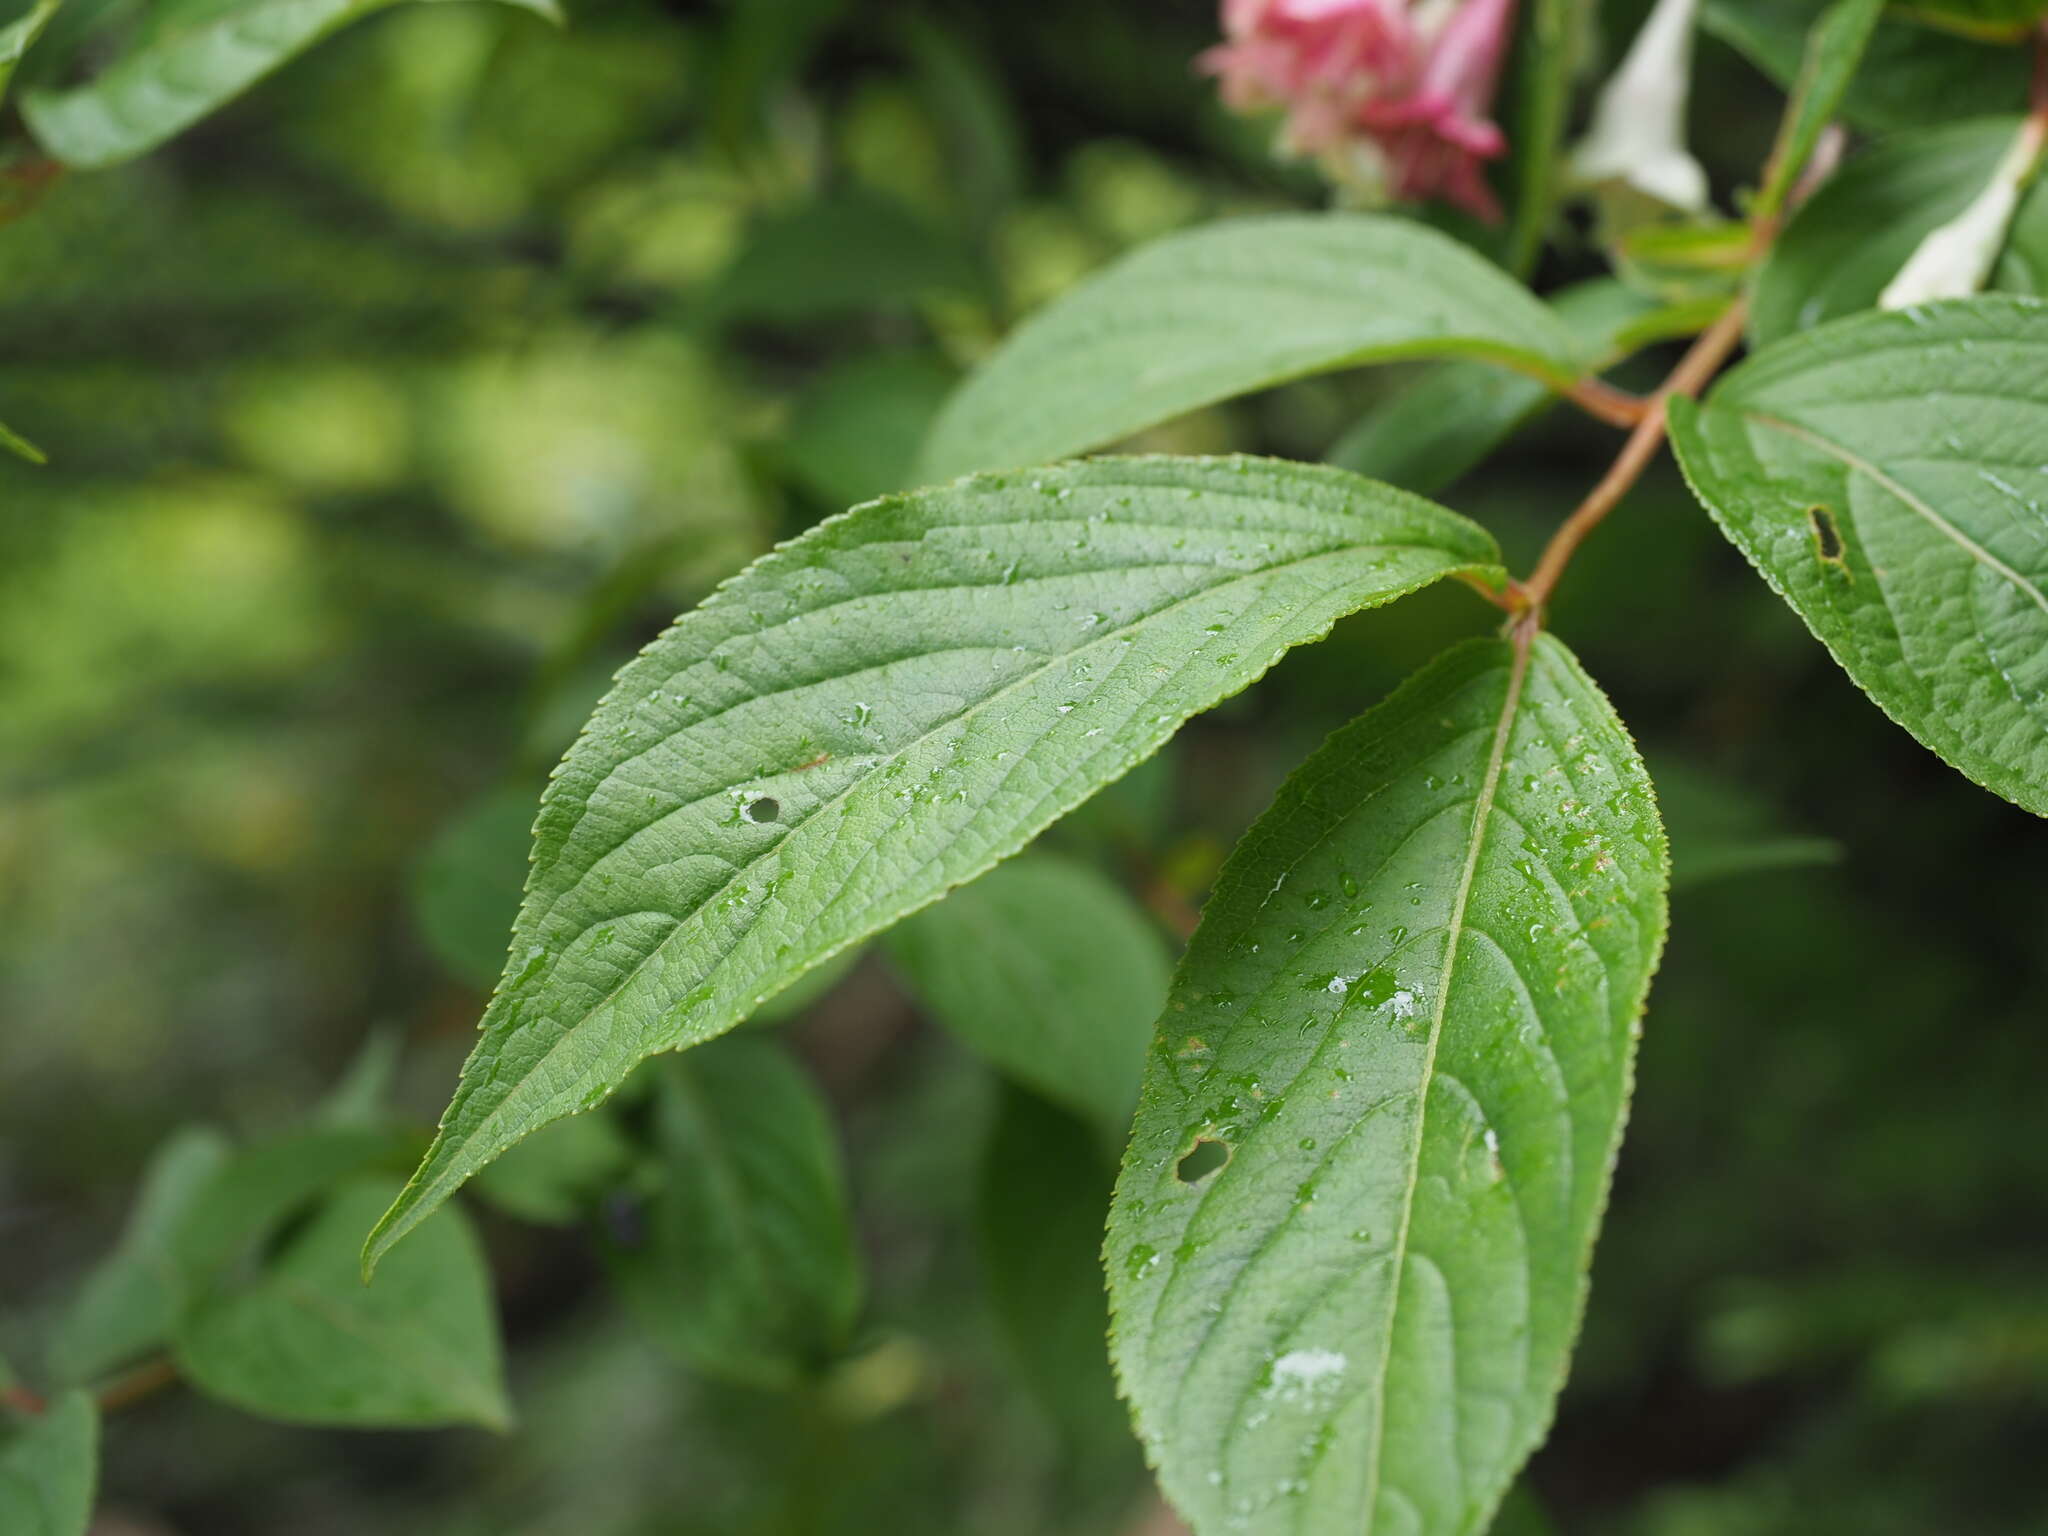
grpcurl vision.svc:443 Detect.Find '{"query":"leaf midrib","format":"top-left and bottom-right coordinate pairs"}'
top-left (536, 532), bottom-right (1479, 919)
top-left (410, 538), bottom-right (1494, 1232)
top-left (1356, 638), bottom-right (1531, 1527)
top-left (1743, 410), bottom-right (2048, 618)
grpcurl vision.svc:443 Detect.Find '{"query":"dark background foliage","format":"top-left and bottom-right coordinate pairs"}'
top-left (4, 1), bottom-right (2045, 1531)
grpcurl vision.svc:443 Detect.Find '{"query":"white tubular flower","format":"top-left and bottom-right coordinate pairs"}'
top-left (1880, 114), bottom-right (2048, 310)
top-left (1569, 0), bottom-right (1710, 216)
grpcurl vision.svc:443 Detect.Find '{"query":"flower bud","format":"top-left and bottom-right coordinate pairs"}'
top-left (1880, 113), bottom-right (2047, 310)
top-left (1569, 0), bottom-right (1710, 216)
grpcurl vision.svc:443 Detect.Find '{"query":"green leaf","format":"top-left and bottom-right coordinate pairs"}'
top-left (1670, 297), bottom-right (2048, 817)
top-left (46, 1125), bottom-right (231, 1385)
top-left (887, 850), bottom-right (1171, 1136)
top-left (705, 191), bottom-right (982, 325)
top-left (473, 1108), bottom-right (634, 1225)
top-left (1649, 757), bottom-right (1842, 889)
top-left (1704, 0), bottom-right (2030, 134)
top-left (0, 0), bottom-right (61, 110)
top-left (18, 0), bottom-right (561, 170)
top-left (1107, 635), bottom-right (1667, 1536)
top-left (780, 352), bottom-right (957, 508)
top-left (0, 418), bottom-right (47, 465)
top-left (365, 455), bottom-right (1502, 1274)
top-left (315, 1030), bottom-right (402, 1128)
top-left (602, 1036), bottom-right (861, 1388)
top-left (176, 1178), bottom-right (509, 1430)
top-left (413, 786), bottom-right (536, 991)
top-left (916, 215), bottom-right (1588, 483)
top-left (1751, 0), bottom-right (1885, 223)
top-left (1752, 118), bottom-right (2048, 348)
top-left (1329, 279), bottom-right (1656, 497)
top-left (177, 1125), bottom-right (403, 1281)
top-left (976, 1083), bottom-right (1131, 1448)
top-left (0, 1392), bottom-right (96, 1536)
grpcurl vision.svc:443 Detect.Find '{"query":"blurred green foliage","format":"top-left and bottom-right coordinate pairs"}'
top-left (2, 0), bottom-right (2046, 1532)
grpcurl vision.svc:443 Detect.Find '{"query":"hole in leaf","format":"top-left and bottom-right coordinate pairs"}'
top-left (1176, 1138), bottom-right (1230, 1183)
top-left (1808, 504), bottom-right (1845, 563)
top-left (744, 796), bottom-right (780, 824)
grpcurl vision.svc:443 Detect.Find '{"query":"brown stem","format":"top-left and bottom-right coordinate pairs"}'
top-left (97, 1356), bottom-right (179, 1414)
top-left (2, 1382), bottom-right (47, 1416)
top-left (1515, 298), bottom-right (1750, 618)
top-left (1562, 376), bottom-right (1654, 428)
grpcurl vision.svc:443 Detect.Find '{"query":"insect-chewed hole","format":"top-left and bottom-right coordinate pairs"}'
top-left (1176, 1138), bottom-right (1231, 1184)
top-left (744, 796), bottom-right (781, 824)
top-left (1808, 504), bottom-right (1845, 563)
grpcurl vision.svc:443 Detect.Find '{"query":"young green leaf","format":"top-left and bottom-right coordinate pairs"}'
top-left (176, 1179), bottom-right (509, 1430)
top-left (46, 1125), bottom-right (231, 1385)
top-left (1751, 118), bottom-right (2048, 347)
top-left (887, 850), bottom-right (1171, 1136)
top-left (19, 0), bottom-right (560, 169)
top-left (916, 215), bottom-right (1588, 482)
top-left (602, 1036), bottom-right (861, 1388)
top-left (365, 456), bottom-right (1503, 1274)
top-left (1751, 0), bottom-right (1884, 224)
top-left (1669, 297), bottom-right (2048, 816)
top-left (0, 1392), bottom-right (96, 1536)
top-left (1108, 635), bottom-right (1667, 1536)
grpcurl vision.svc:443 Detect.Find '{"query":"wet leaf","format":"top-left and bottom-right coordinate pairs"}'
top-left (917, 215), bottom-right (1588, 482)
top-left (1108, 636), bottom-right (1666, 1536)
top-left (366, 456), bottom-right (1502, 1273)
top-left (1670, 297), bottom-right (2048, 816)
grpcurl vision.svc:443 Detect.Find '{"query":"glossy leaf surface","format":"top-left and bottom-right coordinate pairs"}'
top-left (917, 215), bottom-right (1586, 482)
top-left (1109, 636), bottom-right (1666, 1536)
top-left (367, 456), bottom-right (1502, 1272)
top-left (1670, 298), bottom-right (2048, 816)
top-left (888, 850), bottom-right (1171, 1135)
top-left (177, 1179), bottom-right (509, 1429)
top-left (20, 0), bottom-right (559, 168)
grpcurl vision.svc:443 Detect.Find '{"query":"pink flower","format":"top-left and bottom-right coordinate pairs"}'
top-left (1200, 0), bottom-right (1519, 220)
